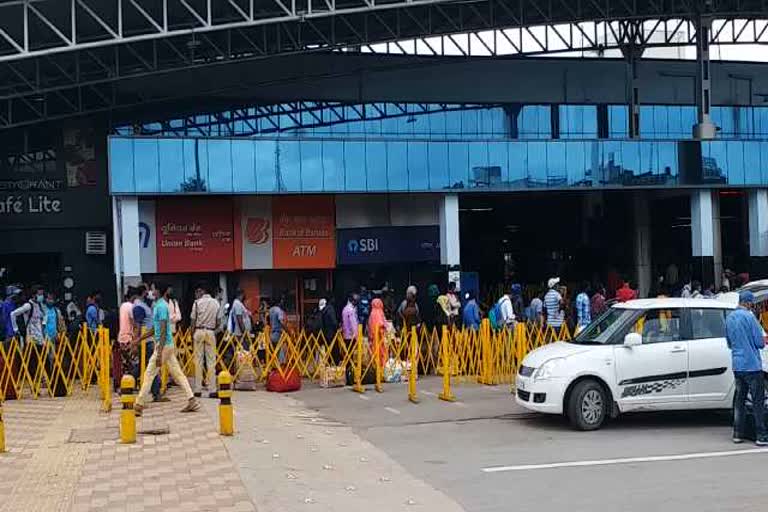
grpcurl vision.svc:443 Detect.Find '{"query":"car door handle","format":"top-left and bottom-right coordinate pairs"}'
top-left (670, 346), bottom-right (687, 353)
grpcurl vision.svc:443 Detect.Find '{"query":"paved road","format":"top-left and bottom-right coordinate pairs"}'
top-left (293, 377), bottom-right (768, 512)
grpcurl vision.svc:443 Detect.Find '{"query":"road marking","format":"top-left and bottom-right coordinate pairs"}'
top-left (454, 401), bottom-right (468, 407)
top-left (384, 407), bottom-right (401, 415)
top-left (422, 391), bottom-right (436, 397)
top-left (358, 395), bottom-right (370, 401)
top-left (482, 448), bottom-right (768, 473)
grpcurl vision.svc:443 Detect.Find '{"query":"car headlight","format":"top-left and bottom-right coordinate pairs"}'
top-left (533, 358), bottom-right (565, 381)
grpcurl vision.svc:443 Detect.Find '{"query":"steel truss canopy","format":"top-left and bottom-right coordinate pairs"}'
top-left (0, 0), bottom-right (767, 131)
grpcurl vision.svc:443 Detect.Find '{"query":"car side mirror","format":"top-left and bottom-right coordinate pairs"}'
top-left (624, 332), bottom-right (642, 347)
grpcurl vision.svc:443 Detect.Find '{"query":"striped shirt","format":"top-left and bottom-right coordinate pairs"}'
top-left (544, 289), bottom-right (564, 328)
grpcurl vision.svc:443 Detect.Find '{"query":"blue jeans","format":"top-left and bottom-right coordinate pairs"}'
top-left (733, 371), bottom-right (767, 441)
top-left (131, 340), bottom-right (161, 399)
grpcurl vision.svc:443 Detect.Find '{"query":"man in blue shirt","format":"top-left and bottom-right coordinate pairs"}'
top-left (575, 282), bottom-right (592, 333)
top-left (2, 285), bottom-right (22, 347)
top-left (85, 291), bottom-right (102, 331)
top-left (135, 283), bottom-right (199, 416)
top-left (725, 290), bottom-right (767, 445)
top-left (462, 291), bottom-right (481, 331)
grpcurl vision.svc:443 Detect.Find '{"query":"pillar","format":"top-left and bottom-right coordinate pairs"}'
top-left (693, 16), bottom-right (717, 140)
top-left (633, 193), bottom-right (652, 298)
top-left (691, 189), bottom-right (722, 288)
top-left (748, 189), bottom-right (768, 277)
top-left (439, 194), bottom-right (460, 267)
top-left (114, 197), bottom-right (142, 300)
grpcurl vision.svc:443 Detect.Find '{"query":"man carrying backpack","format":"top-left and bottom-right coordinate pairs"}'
top-left (491, 287), bottom-right (516, 330)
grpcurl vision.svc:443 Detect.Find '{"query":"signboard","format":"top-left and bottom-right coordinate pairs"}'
top-left (138, 200), bottom-right (157, 274)
top-left (337, 226), bottom-right (440, 265)
top-left (272, 196), bottom-right (336, 269)
top-left (156, 198), bottom-right (235, 272)
top-left (238, 197), bottom-right (274, 270)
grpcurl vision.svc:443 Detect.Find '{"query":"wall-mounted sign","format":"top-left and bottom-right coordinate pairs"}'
top-left (337, 225), bottom-right (440, 265)
top-left (156, 198), bottom-right (235, 272)
top-left (272, 196), bottom-right (336, 269)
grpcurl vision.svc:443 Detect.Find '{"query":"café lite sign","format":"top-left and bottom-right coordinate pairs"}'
top-left (0, 194), bottom-right (62, 214)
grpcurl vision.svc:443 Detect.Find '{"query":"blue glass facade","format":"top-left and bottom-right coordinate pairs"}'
top-left (109, 103), bottom-right (768, 195)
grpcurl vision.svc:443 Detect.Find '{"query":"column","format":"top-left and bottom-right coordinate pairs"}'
top-left (748, 189), bottom-right (768, 277)
top-left (633, 193), bottom-right (652, 298)
top-left (115, 197), bottom-right (142, 296)
top-left (439, 194), bottom-right (460, 267)
top-left (692, 16), bottom-right (717, 140)
top-left (690, 189), bottom-right (722, 288)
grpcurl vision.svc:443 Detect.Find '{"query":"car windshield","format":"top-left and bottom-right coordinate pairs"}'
top-left (570, 307), bottom-right (636, 345)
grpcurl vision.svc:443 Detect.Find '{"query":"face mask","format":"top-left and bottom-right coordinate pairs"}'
top-left (46, 300), bottom-right (54, 307)
top-left (36, 294), bottom-right (44, 303)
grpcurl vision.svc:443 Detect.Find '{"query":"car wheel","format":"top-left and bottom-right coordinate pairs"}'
top-left (567, 380), bottom-right (608, 431)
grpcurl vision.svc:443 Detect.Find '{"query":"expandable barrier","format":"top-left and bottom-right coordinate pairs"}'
top-left (0, 325), bottom-right (112, 402)
top-left (0, 319), bottom-right (572, 402)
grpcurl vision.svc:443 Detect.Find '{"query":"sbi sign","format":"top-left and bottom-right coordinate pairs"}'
top-left (347, 237), bottom-right (380, 254)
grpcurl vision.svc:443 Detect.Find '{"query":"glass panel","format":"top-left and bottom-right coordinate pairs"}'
top-left (323, 141), bottom-right (345, 192)
top-left (447, 142), bottom-right (469, 189)
top-left (565, 142), bottom-right (587, 186)
top-left (621, 140), bottom-right (641, 181)
top-left (507, 142), bottom-right (527, 186)
top-left (467, 142), bottom-right (488, 188)
top-left (344, 141), bottom-right (366, 192)
top-left (366, 141), bottom-right (388, 192)
top-left (428, 110), bottom-right (447, 140)
top-left (276, 140), bottom-right (301, 192)
top-left (231, 139), bottom-right (256, 192)
top-left (387, 141), bottom-right (408, 191)
top-left (691, 309), bottom-right (726, 339)
top-left (206, 139), bottom-right (233, 193)
top-left (702, 141), bottom-right (727, 185)
top-left (599, 141), bottom-right (622, 186)
top-left (158, 139), bottom-right (185, 193)
top-left (461, 109), bottom-right (479, 137)
top-left (609, 105), bottom-right (629, 139)
top-left (301, 140), bottom-right (324, 192)
top-left (109, 138), bottom-right (135, 193)
top-left (527, 141), bottom-right (547, 184)
top-left (743, 141), bottom-right (761, 185)
top-left (728, 141), bottom-right (746, 185)
top-left (428, 142), bottom-right (450, 190)
top-left (407, 141), bottom-right (429, 191)
top-left (547, 143), bottom-right (567, 187)
top-left (445, 111), bottom-right (463, 139)
top-left (255, 140), bottom-right (278, 192)
top-left (487, 142), bottom-right (508, 189)
top-left (133, 138), bottom-right (160, 193)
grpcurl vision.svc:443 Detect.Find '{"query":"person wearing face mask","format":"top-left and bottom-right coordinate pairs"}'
top-left (11, 286), bottom-right (49, 387)
top-left (43, 292), bottom-right (65, 342)
top-left (85, 290), bottom-right (102, 332)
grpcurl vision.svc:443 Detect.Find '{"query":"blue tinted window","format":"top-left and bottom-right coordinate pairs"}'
top-left (158, 139), bottom-right (185, 193)
top-left (323, 141), bottom-right (345, 192)
top-left (564, 142), bottom-right (587, 185)
top-left (507, 142), bottom-right (527, 184)
top-left (133, 139), bottom-right (160, 193)
top-left (366, 141), bottom-right (388, 192)
top-left (301, 140), bottom-right (324, 192)
top-left (231, 139), bottom-right (256, 192)
top-left (487, 143), bottom-right (508, 189)
top-left (277, 141), bottom-right (301, 192)
top-left (428, 143), bottom-right (450, 190)
top-left (468, 142), bottom-right (488, 188)
top-left (609, 105), bottom-right (628, 138)
top-left (743, 141), bottom-right (762, 185)
top-left (207, 140), bottom-right (233, 193)
top-left (519, 106), bottom-right (551, 139)
top-left (560, 105), bottom-right (597, 139)
top-left (447, 143), bottom-right (469, 188)
top-left (255, 140), bottom-right (278, 192)
top-left (528, 142), bottom-right (547, 183)
top-left (408, 142), bottom-right (429, 191)
top-left (343, 141), bottom-right (366, 192)
top-left (387, 141), bottom-right (408, 191)
top-left (110, 138), bottom-right (135, 193)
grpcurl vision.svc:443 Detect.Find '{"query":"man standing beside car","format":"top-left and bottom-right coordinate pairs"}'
top-left (725, 290), bottom-right (768, 446)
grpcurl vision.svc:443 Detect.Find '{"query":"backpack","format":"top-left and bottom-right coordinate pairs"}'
top-left (488, 299), bottom-right (503, 330)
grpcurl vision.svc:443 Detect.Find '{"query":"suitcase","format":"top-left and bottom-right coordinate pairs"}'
top-left (266, 369), bottom-right (301, 392)
top-left (345, 366), bottom-right (376, 386)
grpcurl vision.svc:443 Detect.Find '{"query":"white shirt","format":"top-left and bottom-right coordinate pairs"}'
top-left (499, 296), bottom-right (515, 325)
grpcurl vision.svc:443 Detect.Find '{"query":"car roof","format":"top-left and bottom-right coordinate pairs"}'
top-left (612, 298), bottom-right (737, 310)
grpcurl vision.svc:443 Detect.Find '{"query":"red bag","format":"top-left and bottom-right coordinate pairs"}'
top-left (266, 369), bottom-right (301, 392)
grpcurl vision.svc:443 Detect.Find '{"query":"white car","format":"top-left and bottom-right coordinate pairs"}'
top-left (516, 298), bottom-right (768, 430)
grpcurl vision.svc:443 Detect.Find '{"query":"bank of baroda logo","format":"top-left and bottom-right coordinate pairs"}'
top-left (246, 217), bottom-right (270, 245)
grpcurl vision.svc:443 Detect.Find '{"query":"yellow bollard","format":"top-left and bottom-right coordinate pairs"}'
top-left (408, 326), bottom-right (419, 404)
top-left (352, 325), bottom-right (365, 394)
top-left (374, 328), bottom-right (383, 393)
top-left (120, 375), bottom-right (136, 444)
top-left (438, 326), bottom-right (456, 402)
top-left (218, 370), bottom-right (234, 436)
